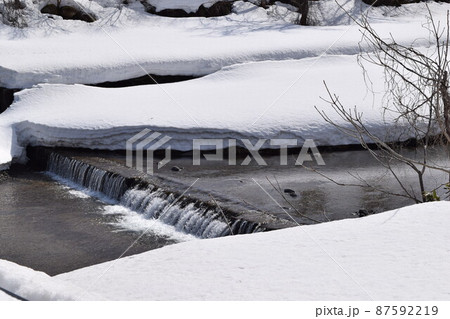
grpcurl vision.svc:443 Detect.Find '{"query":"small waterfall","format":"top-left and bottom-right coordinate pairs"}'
top-left (46, 153), bottom-right (264, 238)
top-left (48, 153), bottom-right (127, 200)
top-left (120, 187), bottom-right (263, 238)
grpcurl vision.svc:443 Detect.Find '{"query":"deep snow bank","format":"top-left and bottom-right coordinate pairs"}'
top-left (0, 260), bottom-right (101, 301)
top-left (57, 201), bottom-right (450, 300)
top-left (0, 55), bottom-right (398, 168)
top-left (1, 202), bottom-right (448, 300)
top-left (0, 290), bottom-right (16, 301)
top-left (1, 1), bottom-right (449, 169)
top-left (0, 125), bottom-right (22, 170)
top-left (0, 1), bottom-right (447, 88)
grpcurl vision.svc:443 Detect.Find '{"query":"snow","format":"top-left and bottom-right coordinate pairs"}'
top-left (0, 1), bottom-right (447, 89)
top-left (0, 0), bottom-right (448, 302)
top-left (0, 259), bottom-right (102, 301)
top-left (0, 290), bottom-right (17, 301)
top-left (0, 53), bottom-right (439, 168)
top-left (0, 0), bottom-right (449, 170)
top-left (1, 202), bottom-right (447, 300)
top-left (0, 125), bottom-right (22, 170)
top-left (0, 55), bottom-right (393, 164)
top-left (55, 201), bottom-right (450, 300)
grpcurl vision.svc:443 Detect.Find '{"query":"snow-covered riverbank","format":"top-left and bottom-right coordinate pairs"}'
top-left (0, 56), bottom-right (388, 155)
top-left (0, 1), bottom-right (444, 88)
top-left (1, 202), bottom-right (449, 300)
top-left (0, 1), bottom-right (449, 169)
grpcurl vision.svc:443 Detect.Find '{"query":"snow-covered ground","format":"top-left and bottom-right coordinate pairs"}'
top-left (0, 126), bottom-right (22, 170)
top-left (1, 202), bottom-right (448, 300)
top-left (0, 1), bottom-right (449, 169)
top-left (57, 202), bottom-right (450, 300)
top-left (0, 260), bottom-right (101, 301)
top-left (0, 1), bottom-right (446, 89)
top-left (0, 54), bottom-right (433, 168)
top-left (1, 0), bottom-right (449, 303)
top-left (54, 201), bottom-right (450, 300)
top-left (0, 56), bottom-right (389, 151)
top-left (0, 290), bottom-right (16, 301)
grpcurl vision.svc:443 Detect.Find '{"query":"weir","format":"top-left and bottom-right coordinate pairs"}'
top-left (45, 152), bottom-right (265, 238)
top-left (48, 153), bottom-right (128, 200)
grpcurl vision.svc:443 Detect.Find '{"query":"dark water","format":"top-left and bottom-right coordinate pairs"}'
top-left (46, 152), bottom-right (265, 237)
top-left (0, 166), bottom-right (177, 276)
top-left (0, 146), bottom-right (448, 275)
top-left (129, 147), bottom-right (449, 224)
top-left (37, 146), bottom-right (449, 226)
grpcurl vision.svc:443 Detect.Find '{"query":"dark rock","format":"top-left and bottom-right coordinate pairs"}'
top-left (354, 209), bottom-right (375, 217)
top-left (142, 0), bottom-right (233, 18)
top-left (197, 1), bottom-right (233, 18)
top-left (41, 4), bottom-right (58, 15)
top-left (260, 0), bottom-right (270, 9)
top-left (60, 6), bottom-right (79, 19)
top-left (156, 8), bottom-right (191, 18)
top-left (40, 4), bottom-right (96, 22)
top-left (283, 188), bottom-right (297, 197)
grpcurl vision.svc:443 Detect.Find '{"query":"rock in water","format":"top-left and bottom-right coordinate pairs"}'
top-left (283, 188), bottom-right (297, 197)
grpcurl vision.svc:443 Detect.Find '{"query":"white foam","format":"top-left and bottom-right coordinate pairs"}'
top-left (102, 205), bottom-right (196, 242)
top-left (46, 169), bottom-right (197, 241)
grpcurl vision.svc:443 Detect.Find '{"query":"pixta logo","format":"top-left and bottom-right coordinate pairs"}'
top-left (126, 129), bottom-right (172, 175)
top-left (192, 138), bottom-right (325, 166)
top-left (126, 129), bottom-right (325, 175)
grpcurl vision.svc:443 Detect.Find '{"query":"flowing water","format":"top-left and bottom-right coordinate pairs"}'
top-left (46, 152), bottom-right (264, 238)
top-left (0, 166), bottom-right (179, 275)
top-left (1, 146), bottom-right (448, 275)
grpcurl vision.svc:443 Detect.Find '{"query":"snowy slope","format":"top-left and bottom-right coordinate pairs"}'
top-left (0, 126), bottom-right (22, 170)
top-left (0, 260), bottom-right (102, 301)
top-left (0, 1), bottom-right (448, 88)
top-left (56, 202), bottom-right (450, 300)
top-left (0, 290), bottom-right (16, 301)
top-left (0, 1), bottom-right (449, 169)
top-left (0, 55), bottom-right (399, 167)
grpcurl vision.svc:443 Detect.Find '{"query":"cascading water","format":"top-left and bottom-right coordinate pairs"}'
top-left (46, 153), bottom-right (264, 238)
top-left (120, 187), bottom-right (263, 238)
top-left (48, 153), bottom-right (127, 200)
